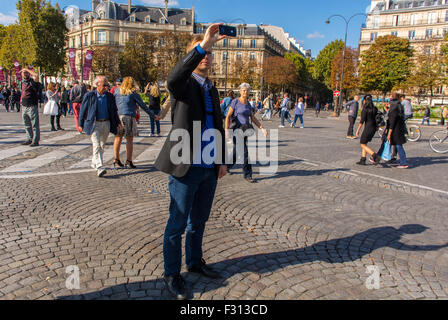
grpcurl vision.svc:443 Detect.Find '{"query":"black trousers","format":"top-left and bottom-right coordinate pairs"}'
top-left (347, 117), bottom-right (356, 136)
top-left (228, 135), bottom-right (252, 179)
top-left (50, 115), bottom-right (61, 129)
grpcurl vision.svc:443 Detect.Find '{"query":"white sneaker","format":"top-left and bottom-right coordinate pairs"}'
top-left (300, 126), bottom-right (304, 129)
top-left (97, 168), bottom-right (107, 177)
top-left (278, 125), bottom-right (285, 128)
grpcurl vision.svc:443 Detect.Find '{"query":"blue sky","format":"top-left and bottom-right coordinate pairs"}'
top-left (0, 0), bottom-right (372, 57)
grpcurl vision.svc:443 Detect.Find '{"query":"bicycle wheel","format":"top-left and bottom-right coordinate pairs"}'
top-left (429, 130), bottom-right (448, 153)
top-left (407, 125), bottom-right (421, 142)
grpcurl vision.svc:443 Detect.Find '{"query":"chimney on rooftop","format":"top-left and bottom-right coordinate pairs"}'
top-left (128, 0), bottom-right (131, 14)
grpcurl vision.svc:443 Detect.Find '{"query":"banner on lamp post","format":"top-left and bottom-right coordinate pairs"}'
top-left (0, 67), bottom-right (5, 84)
top-left (13, 60), bottom-right (22, 82)
top-left (82, 50), bottom-right (94, 81)
top-left (68, 48), bottom-right (79, 80)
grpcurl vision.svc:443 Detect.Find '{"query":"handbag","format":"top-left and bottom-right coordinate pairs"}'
top-left (381, 141), bottom-right (392, 161)
top-left (43, 100), bottom-right (59, 116)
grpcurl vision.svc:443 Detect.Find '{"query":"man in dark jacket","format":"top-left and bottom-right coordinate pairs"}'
top-left (1, 86), bottom-right (11, 111)
top-left (154, 24), bottom-right (227, 300)
top-left (70, 80), bottom-right (87, 133)
top-left (20, 69), bottom-right (42, 146)
top-left (79, 75), bottom-right (121, 177)
top-left (387, 92), bottom-right (408, 168)
top-left (344, 95), bottom-right (359, 139)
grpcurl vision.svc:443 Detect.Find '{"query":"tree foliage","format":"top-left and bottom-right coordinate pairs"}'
top-left (0, 0), bottom-right (67, 76)
top-left (119, 33), bottom-right (159, 88)
top-left (313, 39), bottom-right (345, 88)
top-left (262, 56), bottom-right (297, 92)
top-left (92, 46), bottom-right (120, 83)
top-left (228, 58), bottom-right (260, 90)
top-left (330, 47), bottom-right (359, 96)
top-left (400, 41), bottom-right (445, 104)
top-left (359, 35), bottom-right (413, 95)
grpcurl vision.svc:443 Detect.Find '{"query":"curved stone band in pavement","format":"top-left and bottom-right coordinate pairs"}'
top-left (0, 111), bottom-right (447, 300)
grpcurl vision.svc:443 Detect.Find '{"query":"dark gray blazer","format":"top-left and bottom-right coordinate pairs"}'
top-left (154, 47), bottom-right (226, 178)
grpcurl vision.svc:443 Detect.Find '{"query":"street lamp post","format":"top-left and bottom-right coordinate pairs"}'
top-left (325, 13), bottom-right (366, 117)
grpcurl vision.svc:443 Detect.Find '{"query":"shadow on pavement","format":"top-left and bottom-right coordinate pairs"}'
top-left (57, 224), bottom-right (448, 300)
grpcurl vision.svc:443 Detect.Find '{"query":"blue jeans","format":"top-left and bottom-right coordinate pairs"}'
top-left (150, 109), bottom-right (161, 134)
top-left (163, 167), bottom-right (218, 276)
top-left (293, 114), bottom-right (303, 127)
top-left (22, 106), bottom-right (40, 144)
top-left (67, 102), bottom-right (73, 115)
top-left (421, 117), bottom-right (430, 125)
top-left (394, 144), bottom-right (407, 165)
top-left (281, 109), bottom-right (291, 126)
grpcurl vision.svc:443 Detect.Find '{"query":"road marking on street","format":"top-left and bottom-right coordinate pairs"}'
top-left (134, 137), bottom-right (166, 163)
top-left (0, 169), bottom-right (94, 179)
top-left (280, 153), bottom-right (448, 196)
top-left (1, 138), bottom-right (91, 173)
top-left (69, 136), bottom-right (146, 169)
top-left (0, 132), bottom-right (79, 161)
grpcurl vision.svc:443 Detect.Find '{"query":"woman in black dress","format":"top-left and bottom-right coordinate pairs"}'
top-left (355, 94), bottom-right (381, 165)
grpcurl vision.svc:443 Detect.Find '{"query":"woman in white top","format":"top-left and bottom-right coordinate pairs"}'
top-left (292, 97), bottom-right (305, 128)
top-left (46, 82), bottom-right (63, 131)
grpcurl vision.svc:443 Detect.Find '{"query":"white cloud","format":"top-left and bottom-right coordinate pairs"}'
top-left (0, 11), bottom-right (18, 25)
top-left (139, 0), bottom-right (180, 6)
top-left (306, 31), bottom-right (324, 39)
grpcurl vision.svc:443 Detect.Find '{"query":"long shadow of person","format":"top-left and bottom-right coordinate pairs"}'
top-left (58, 224), bottom-right (448, 300)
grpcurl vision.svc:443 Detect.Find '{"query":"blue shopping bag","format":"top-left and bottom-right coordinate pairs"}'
top-left (381, 141), bottom-right (392, 161)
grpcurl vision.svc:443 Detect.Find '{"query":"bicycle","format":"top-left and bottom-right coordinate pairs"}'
top-left (429, 128), bottom-right (448, 153)
top-left (377, 119), bottom-right (422, 142)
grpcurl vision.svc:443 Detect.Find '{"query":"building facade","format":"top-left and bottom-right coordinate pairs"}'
top-left (360, 0), bottom-right (448, 53)
top-left (359, 0), bottom-right (448, 103)
top-left (65, 0), bottom-right (309, 96)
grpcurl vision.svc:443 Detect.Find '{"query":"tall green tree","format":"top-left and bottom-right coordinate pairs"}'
top-left (0, 24), bottom-right (28, 68)
top-left (330, 47), bottom-right (359, 98)
top-left (119, 33), bottom-right (159, 88)
top-left (34, 3), bottom-right (67, 75)
top-left (313, 40), bottom-right (345, 88)
top-left (359, 35), bottom-right (413, 97)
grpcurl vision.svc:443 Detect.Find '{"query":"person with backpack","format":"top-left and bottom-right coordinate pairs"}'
top-left (387, 92), bottom-right (409, 168)
top-left (220, 90), bottom-right (234, 119)
top-left (400, 95), bottom-right (413, 121)
top-left (225, 82), bottom-right (267, 183)
top-left (355, 94), bottom-right (381, 165)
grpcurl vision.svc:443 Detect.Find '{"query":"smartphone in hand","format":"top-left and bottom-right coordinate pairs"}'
top-left (219, 25), bottom-right (237, 37)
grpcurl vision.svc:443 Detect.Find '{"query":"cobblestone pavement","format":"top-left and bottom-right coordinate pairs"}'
top-left (0, 108), bottom-right (447, 300)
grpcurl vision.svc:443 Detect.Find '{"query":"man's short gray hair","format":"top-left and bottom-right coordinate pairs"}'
top-left (94, 75), bottom-right (107, 86)
top-left (238, 83), bottom-right (251, 91)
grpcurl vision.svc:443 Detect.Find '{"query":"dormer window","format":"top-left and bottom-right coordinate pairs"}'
top-left (181, 18), bottom-right (186, 26)
top-left (145, 16), bottom-right (150, 23)
top-left (99, 11), bottom-right (105, 19)
top-left (130, 15), bottom-right (135, 22)
top-left (160, 18), bottom-right (165, 24)
top-left (237, 27), bottom-right (244, 36)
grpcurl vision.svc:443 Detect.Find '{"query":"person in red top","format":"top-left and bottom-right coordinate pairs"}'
top-left (109, 78), bottom-right (122, 94)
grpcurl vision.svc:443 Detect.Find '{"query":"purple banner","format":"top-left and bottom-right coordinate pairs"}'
top-left (0, 67), bottom-right (5, 84)
top-left (82, 50), bottom-right (94, 81)
top-left (13, 60), bottom-right (22, 82)
top-left (68, 48), bottom-right (79, 80)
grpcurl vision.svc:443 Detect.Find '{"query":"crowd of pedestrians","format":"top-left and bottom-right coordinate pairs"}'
top-left (2, 22), bottom-right (448, 300)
